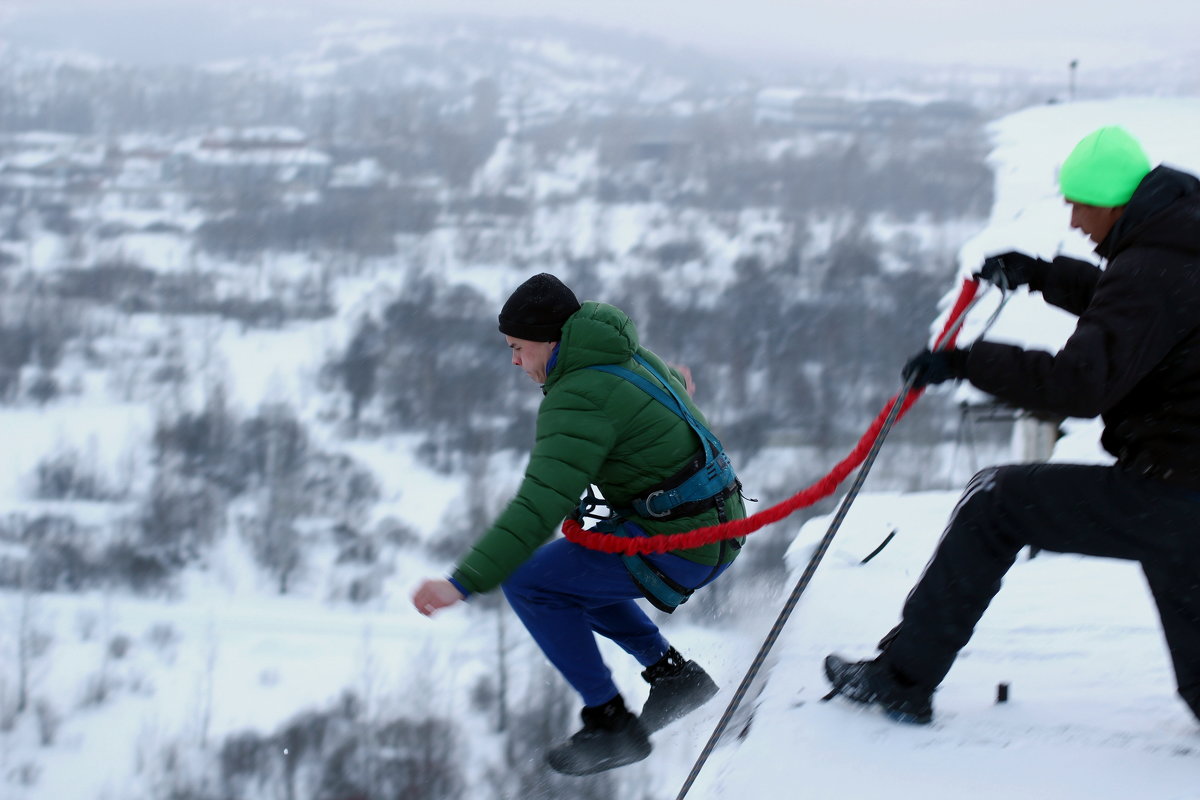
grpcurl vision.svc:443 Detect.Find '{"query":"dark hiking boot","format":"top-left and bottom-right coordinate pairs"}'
top-left (822, 654), bottom-right (933, 725)
top-left (639, 647), bottom-right (719, 733)
top-left (546, 694), bottom-right (652, 776)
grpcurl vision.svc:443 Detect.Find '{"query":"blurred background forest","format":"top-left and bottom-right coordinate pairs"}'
top-left (0, 12), bottom-right (1149, 797)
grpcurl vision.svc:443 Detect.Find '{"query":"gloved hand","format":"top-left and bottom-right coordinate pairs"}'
top-left (976, 251), bottom-right (1046, 291)
top-left (902, 348), bottom-right (970, 389)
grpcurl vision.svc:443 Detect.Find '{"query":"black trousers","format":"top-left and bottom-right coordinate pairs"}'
top-left (881, 462), bottom-right (1200, 721)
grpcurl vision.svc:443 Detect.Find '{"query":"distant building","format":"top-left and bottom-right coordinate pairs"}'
top-left (632, 136), bottom-right (695, 165)
top-left (755, 88), bottom-right (806, 125)
top-left (755, 90), bottom-right (857, 131)
top-left (861, 99), bottom-right (915, 131)
top-left (915, 100), bottom-right (980, 135)
top-left (754, 91), bottom-right (978, 137)
top-left (105, 136), bottom-right (177, 209)
top-left (164, 127), bottom-right (332, 196)
top-left (329, 158), bottom-right (387, 190)
top-left (0, 132), bottom-right (107, 206)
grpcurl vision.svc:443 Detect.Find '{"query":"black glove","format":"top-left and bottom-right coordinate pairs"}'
top-left (976, 251), bottom-right (1046, 291)
top-left (902, 348), bottom-right (969, 389)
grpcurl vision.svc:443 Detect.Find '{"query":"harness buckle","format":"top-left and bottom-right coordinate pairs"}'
top-left (642, 489), bottom-right (672, 518)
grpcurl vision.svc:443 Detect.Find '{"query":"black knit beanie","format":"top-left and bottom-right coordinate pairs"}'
top-left (497, 273), bottom-right (581, 342)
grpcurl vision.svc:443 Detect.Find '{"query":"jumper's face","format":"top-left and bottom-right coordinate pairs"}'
top-left (505, 336), bottom-right (556, 384)
top-left (1068, 200), bottom-right (1125, 245)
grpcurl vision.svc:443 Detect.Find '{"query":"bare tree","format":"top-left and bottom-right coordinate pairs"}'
top-left (245, 403), bottom-right (308, 593)
top-left (8, 564), bottom-right (53, 722)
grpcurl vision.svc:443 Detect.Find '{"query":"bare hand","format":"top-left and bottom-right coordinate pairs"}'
top-left (412, 578), bottom-right (466, 617)
top-left (668, 362), bottom-right (696, 396)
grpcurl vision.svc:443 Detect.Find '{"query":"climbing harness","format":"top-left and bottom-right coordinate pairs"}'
top-left (578, 354), bottom-right (742, 612)
top-left (582, 517), bottom-right (729, 613)
top-left (589, 353), bottom-right (740, 521)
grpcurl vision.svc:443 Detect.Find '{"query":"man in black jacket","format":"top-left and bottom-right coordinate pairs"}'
top-left (824, 125), bottom-right (1200, 726)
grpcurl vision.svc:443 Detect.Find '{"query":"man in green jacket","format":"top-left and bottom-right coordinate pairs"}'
top-left (413, 273), bottom-right (745, 775)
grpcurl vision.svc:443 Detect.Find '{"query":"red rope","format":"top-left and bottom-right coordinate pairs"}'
top-left (562, 278), bottom-right (980, 555)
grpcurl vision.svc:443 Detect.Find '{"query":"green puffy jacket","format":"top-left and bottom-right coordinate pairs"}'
top-left (452, 301), bottom-right (745, 594)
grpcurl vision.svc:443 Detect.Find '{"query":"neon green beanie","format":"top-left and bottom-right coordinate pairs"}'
top-left (1058, 126), bottom-right (1151, 207)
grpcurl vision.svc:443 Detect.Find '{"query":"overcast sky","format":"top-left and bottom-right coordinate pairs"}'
top-left (2, 0), bottom-right (1198, 72)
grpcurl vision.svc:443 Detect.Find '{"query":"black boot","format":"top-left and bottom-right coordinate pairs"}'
top-left (639, 647), bottom-right (719, 733)
top-left (546, 694), bottom-right (652, 776)
top-left (822, 654), bottom-right (933, 725)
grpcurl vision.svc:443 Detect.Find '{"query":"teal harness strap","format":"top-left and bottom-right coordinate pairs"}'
top-left (580, 356), bottom-right (740, 612)
top-left (588, 356), bottom-right (735, 518)
top-left (621, 554), bottom-right (692, 613)
top-left (589, 356), bottom-right (718, 463)
top-left (593, 518), bottom-right (695, 613)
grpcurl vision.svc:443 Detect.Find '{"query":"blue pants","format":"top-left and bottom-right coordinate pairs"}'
top-left (502, 536), bottom-right (729, 707)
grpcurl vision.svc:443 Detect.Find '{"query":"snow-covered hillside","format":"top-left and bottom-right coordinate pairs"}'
top-left (2, 39), bottom-right (1200, 798)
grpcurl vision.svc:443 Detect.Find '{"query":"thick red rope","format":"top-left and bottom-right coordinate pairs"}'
top-left (562, 278), bottom-right (980, 555)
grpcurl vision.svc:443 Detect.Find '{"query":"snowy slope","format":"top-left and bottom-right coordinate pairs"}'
top-left (682, 492), bottom-right (1199, 799)
top-left (683, 97), bottom-right (1200, 799)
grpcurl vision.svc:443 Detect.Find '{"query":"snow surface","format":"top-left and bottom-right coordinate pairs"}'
top-left (681, 97), bottom-right (1200, 800)
top-left (673, 491), bottom-right (1200, 800)
top-left (4, 96), bottom-right (1200, 798)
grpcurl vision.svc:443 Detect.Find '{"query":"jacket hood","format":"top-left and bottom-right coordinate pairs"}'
top-left (543, 301), bottom-right (638, 390)
top-left (1099, 165), bottom-right (1200, 260)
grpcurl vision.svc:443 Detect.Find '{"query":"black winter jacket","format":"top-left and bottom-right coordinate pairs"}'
top-left (966, 165), bottom-right (1200, 489)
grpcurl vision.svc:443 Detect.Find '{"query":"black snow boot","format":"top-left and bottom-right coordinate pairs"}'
top-left (639, 647), bottom-right (719, 733)
top-left (546, 694), bottom-right (652, 776)
top-left (822, 654), bottom-right (933, 725)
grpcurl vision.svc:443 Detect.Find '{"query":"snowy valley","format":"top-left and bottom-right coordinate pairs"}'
top-left (0, 12), bottom-right (1198, 799)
